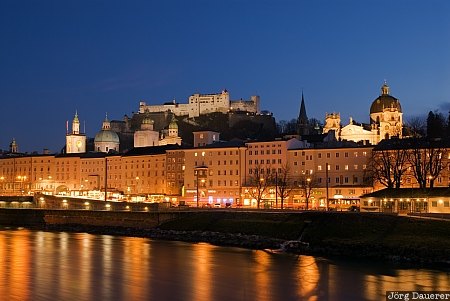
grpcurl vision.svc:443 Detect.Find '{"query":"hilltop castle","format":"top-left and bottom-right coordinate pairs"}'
top-left (64, 90), bottom-right (261, 154)
top-left (138, 90), bottom-right (260, 118)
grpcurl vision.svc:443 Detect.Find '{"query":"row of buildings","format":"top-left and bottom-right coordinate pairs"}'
top-left (66, 81), bottom-right (404, 156)
top-left (0, 132), bottom-right (373, 209)
top-left (3, 131), bottom-right (450, 213)
top-left (66, 111), bottom-right (182, 154)
top-left (3, 82), bottom-right (449, 213)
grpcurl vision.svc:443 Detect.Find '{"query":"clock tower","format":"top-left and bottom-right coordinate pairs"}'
top-left (66, 111), bottom-right (87, 153)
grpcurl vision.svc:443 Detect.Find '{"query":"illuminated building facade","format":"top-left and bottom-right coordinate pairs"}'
top-left (94, 115), bottom-right (120, 153)
top-left (323, 82), bottom-right (403, 145)
top-left (288, 146), bottom-right (374, 209)
top-left (166, 149), bottom-right (185, 198)
top-left (66, 112), bottom-right (86, 154)
top-left (139, 90), bottom-right (260, 118)
top-left (183, 142), bottom-right (246, 207)
top-left (121, 146), bottom-right (170, 200)
top-left (133, 114), bottom-right (159, 147)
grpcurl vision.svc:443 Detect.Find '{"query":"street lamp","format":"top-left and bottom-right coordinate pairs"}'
top-left (195, 167), bottom-right (208, 208)
top-left (0, 176), bottom-right (4, 195)
top-left (325, 162), bottom-right (329, 211)
top-left (17, 176), bottom-right (27, 195)
top-left (135, 176), bottom-right (140, 195)
top-left (196, 171), bottom-right (200, 207)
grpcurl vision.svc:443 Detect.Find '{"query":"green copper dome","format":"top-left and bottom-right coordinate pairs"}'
top-left (94, 130), bottom-right (120, 144)
top-left (169, 118), bottom-right (178, 129)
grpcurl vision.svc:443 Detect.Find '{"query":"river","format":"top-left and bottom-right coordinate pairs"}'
top-left (0, 228), bottom-right (448, 301)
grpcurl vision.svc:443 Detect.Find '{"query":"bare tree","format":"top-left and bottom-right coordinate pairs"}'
top-left (275, 164), bottom-right (294, 209)
top-left (244, 164), bottom-right (273, 208)
top-left (370, 144), bottom-right (409, 189)
top-left (408, 139), bottom-right (448, 188)
top-left (297, 173), bottom-right (317, 210)
top-left (428, 147), bottom-right (448, 188)
top-left (405, 116), bottom-right (426, 138)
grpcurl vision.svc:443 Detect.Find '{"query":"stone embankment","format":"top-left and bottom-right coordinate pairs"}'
top-left (1, 208), bottom-right (449, 267)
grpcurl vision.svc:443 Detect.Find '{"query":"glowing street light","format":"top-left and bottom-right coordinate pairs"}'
top-left (0, 176), bottom-right (4, 195)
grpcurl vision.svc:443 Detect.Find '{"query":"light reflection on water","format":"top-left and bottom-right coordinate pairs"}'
top-left (0, 228), bottom-right (448, 301)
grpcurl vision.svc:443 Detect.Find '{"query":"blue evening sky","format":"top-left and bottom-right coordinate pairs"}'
top-left (1, 0), bottom-right (449, 152)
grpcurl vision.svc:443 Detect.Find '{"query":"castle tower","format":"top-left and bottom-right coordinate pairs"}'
top-left (297, 92), bottom-right (310, 136)
top-left (66, 111), bottom-right (86, 153)
top-left (323, 113), bottom-right (341, 134)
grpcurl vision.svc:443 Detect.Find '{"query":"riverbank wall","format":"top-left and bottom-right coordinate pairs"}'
top-left (0, 208), bottom-right (449, 267)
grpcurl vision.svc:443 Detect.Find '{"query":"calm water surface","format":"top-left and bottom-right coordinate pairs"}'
top-left (0, 228), bottom-right (448, 301)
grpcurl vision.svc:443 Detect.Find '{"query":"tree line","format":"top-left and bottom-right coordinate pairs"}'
top-left (370, 138), bottom-right (450, 189)
top-left (243, 163), bottom-right (317, 209)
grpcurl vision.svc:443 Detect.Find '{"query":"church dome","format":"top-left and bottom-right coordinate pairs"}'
top-left (142, 117), bottom-right (154, 125)
top-left (94, 115), bottom-right (120, 144)
top-left (370, 83), bottom-right (402, 114)
top-left (169, 118), bottom-right (178, 129)
top-left (94, 130), bottom-right (120, 144)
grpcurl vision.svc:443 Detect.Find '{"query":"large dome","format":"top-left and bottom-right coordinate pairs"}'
top-left (94, 130), bottom-right (120, 144)
top-left (370, 83), bottom-right (402, 114)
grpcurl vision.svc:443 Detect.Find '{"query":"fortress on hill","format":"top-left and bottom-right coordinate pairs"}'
top-left (138, 90), bottom-right (260, 117)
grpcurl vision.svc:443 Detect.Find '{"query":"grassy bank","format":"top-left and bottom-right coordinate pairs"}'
top-left (1, 209), bottom-right (449, 266)
top-left (156, 211), bottom-right (450, 265)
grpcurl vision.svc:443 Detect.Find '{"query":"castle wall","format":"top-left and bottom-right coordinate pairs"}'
top-left (139, 92), bottom-right (259, 118)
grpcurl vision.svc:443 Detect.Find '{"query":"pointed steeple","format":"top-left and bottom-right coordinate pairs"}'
top-left (298, 92), bottom-right (308, 123)
top-left (102, 113), bottom-right (111, 130)
top-left (9, 138), bottom-right (18, 153)
top-left (297, 91), bottom-right (310, 136)
top-left (72, 110), bottom-right (80, 134)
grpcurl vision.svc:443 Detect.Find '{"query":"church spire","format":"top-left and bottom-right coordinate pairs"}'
top-left (381, 80), bottom-right (390, 95)
top-left (72, 110), bottom-right (80, 134)
top-left (9, 138), bottom-right (18, 153)
top-left (297, 91), bottom-right (309, 136)
top-left (102, 113), bottom-right (111, 130)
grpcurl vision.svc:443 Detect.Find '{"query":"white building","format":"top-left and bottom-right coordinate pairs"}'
top-left (159, 117), bottom-right (182, 146)
top-left (134, 115), bottom-right (159, 148)
top-left (66, 112), bottom-right (86, 153)
top-left (139, 90), bottom-right (260, 118)
top-left (323, 82), bottom-right (403, 145)
top-left (369, 82), bottom-right (403, 141)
